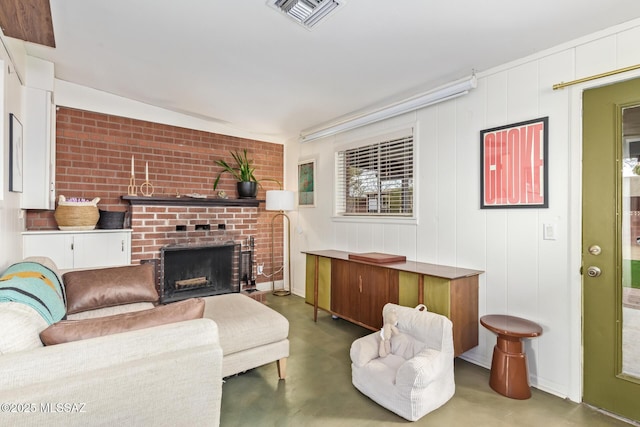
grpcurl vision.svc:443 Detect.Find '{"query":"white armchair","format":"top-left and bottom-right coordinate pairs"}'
top-left (350, 303), bottom-right (455, 421)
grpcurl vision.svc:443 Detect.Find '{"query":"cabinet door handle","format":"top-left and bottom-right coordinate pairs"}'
top-left (359, 275), bottom-right (362, 293)
top-left (121, 240), bottom-right (124, 252)
top-left (71, 242), bottom-right (74, 251)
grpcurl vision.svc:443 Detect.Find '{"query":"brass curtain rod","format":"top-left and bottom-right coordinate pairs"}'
top-left (553, 64), bottom-right (640, 90)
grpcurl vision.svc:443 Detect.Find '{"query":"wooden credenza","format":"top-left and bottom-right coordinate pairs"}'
top-left (304, 250), bottom-right (483, 357)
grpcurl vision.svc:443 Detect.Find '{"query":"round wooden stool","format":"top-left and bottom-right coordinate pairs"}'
top-left (480, 314), bottom-right (543, 399)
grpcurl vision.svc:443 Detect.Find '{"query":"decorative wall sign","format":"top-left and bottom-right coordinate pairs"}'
top-left (480, 117), bottom-right (548, 208)
top-left (9, 113), bottom-right (23, 193)
top-left (298, 159), bottom-right (316, 207)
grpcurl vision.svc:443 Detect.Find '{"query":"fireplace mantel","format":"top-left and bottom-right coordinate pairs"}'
top-left (122, 195), bottom-right (263, 207)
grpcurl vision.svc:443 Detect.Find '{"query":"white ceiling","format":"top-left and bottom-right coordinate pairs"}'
top-left (18, 0), bottom-right (640, 142)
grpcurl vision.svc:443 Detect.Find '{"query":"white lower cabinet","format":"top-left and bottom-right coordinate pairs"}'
top-left (23, 230), bottom-right (132, 270)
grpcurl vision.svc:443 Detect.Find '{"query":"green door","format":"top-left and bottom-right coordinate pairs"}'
top-left (583, 78), bottom-right (640, 422)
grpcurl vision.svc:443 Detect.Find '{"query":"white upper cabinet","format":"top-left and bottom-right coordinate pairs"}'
top-left (22, 57), bottom-right (56, 210)
top-left (22, 87), bottom-right (55, 209)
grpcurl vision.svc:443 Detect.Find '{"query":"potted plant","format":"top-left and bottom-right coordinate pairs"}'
top-left (213, 149), bottom-right (278, 198)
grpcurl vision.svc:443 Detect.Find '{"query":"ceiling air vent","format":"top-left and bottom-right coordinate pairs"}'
top-left (268, 0), bottom-right (344, 29)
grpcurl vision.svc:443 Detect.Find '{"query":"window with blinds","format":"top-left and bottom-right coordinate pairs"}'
top-left (335, 132), bottom-right (414, 217)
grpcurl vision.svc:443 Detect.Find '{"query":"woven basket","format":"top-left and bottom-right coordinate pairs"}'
top-left (54, 196), bottom-right (100, 230)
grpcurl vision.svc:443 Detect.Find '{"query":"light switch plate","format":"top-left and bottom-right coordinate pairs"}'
top-left (543, 223), bottom-right (557, 240)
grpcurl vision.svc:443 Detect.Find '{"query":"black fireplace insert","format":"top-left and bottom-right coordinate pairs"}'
top-left (160, 243), bottom-right (241, 303)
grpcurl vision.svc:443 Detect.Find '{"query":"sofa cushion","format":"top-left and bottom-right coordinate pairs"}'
top-left (40, 298), bottom-right (205, 345)
top-left (202, 293), bottom-right (289, 355)
top-left (63, 263), bottom-right (158, 314)
top-left (0, 302), bottom-right (49, 354)
top-left (67, 302), bottom-right (155, 320)
top-left (0, 261), bottom-right (66, 325)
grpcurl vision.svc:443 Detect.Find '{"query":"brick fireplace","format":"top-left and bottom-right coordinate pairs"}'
top-left (126, 196), bottom-right (261, 294)
top-left (25, 107), bottom-right (286, 289)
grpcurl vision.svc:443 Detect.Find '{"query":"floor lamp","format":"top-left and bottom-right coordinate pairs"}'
top-left (266, 190), bottom-right (295, 296)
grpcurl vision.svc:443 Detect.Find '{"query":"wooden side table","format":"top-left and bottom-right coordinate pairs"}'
top-left (480, 314), bottom-right (543, 399)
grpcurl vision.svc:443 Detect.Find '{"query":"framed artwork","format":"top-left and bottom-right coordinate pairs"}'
top-left (298, 159), bottom-right (316, 207)
top-left (9, 113), bottom-right (23, 193)
top-left (480, 116), bottom-right (548, 209)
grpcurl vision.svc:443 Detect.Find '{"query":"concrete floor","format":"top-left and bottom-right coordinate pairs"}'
top-left (220, 294), bottom-right (635, 427)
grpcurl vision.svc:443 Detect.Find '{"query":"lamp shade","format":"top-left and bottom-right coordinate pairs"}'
top-left (266, 190), bottom-right (295, 211)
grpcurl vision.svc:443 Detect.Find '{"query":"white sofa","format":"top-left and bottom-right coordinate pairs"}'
top-left (0, 319), bottom-right (222, 426)
top-left (0, 257), bottom-right (223, 426)
top-left (55, 259), bottom-right (289, 381)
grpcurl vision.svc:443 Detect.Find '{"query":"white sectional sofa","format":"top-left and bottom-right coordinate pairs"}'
top-left (0, 256), bottom-right (290, 426)
top-left (0, 257), bottom-right (224, 426)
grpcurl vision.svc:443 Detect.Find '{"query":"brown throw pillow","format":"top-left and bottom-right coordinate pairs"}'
top-left (63, 264), bottom-right (158, 315)
top-left (40, 298), bottom-right (205, 345)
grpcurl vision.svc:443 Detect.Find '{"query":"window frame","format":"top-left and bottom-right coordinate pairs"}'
top-left (333, 127), bottom-right (416, 222)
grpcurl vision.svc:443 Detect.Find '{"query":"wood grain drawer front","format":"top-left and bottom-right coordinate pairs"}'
top-left (330, 259), bottom-right (399, 330)
top-left (358, 264), bottom-right (398, 329)
top-left (331, 259), bottom-right (356, 320)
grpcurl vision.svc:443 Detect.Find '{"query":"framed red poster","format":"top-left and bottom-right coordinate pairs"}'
top-left (480, 117), bottom-right (548, 209)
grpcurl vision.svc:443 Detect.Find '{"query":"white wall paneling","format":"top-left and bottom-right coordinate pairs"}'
top-left (575, 35), bottom-right (617, 80)
top-left (289, 18), bottom-right (640, 401)
top-left (618, 26), bottom-right (640, 67)
top-left (435, 101), bottom-right (458, 266)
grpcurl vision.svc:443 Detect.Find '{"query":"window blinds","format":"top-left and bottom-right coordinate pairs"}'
top-left (335, 133), bottom-right (414, 216)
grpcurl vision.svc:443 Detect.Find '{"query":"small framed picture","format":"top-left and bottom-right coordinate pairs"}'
top-left (9, 113), bottom-right (23, 193)
top-left (298, 159), bottom-right (316, 207)
top-left (480, 117), bottom-right (549, 209)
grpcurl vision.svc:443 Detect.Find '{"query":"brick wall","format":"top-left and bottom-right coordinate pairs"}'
top-left (26, 107), bottom-right (286, 285)
top-left (129, 204), bottom-right (258, 260)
